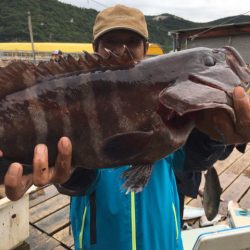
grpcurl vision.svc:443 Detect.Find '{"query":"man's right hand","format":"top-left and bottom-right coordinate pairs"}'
top-left (4, 137), bottom-right (72, 201)
top-left (195, 86), bottom-right (250, 144)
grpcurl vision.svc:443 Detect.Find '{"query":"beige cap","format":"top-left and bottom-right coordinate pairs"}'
top-left (93, 4), bottom-right (148, 41)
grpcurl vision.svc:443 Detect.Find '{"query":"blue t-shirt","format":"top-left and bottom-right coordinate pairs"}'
top-left (70, 152), bottom-right (184, 250)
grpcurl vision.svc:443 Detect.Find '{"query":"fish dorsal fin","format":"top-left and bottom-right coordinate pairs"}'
top-left (103, 45), bottom-right (136, 66)
top-left (0, 48), bottom-right (137, 98)
top-left (80, 51), bottom-right (104, 70)
top-left (78, 45), bottom-right (136, 69)
top-left (40, 48), bottom-right (136, 73)
top-left (0, 61), bottom-right (38, 98)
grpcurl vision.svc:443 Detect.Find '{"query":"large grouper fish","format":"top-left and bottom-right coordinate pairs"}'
top-left (0, 46), bottom-right (249, 193)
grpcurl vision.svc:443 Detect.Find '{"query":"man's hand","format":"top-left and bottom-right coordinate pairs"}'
top-left (195, 86), bottom-right (250, 144)
top-left (4, 137), bottom-right (72, 201)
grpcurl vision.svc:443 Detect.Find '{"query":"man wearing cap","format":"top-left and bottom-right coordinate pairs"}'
top-left (67, 5), bottom-right (182, 249)
top-left (65, 5), bottom-right (250, 250)
top-left (3, 4), bottom-right (250, 250)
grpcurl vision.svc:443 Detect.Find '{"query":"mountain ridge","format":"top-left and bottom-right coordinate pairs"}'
top-left (0, 0), bottom-right (249, 51)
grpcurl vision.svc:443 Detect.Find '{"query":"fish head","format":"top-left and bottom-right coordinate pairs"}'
top-left (158, 46), bottom-right (250, 131)
top-left (188, 46), bottom-right (250, 93)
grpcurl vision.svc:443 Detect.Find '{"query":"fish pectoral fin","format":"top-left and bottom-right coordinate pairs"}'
top-left (102, 131), bottom-right (154, 160)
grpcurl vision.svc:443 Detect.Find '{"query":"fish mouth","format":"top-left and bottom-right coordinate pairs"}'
top-left (222, 46), bottom-right (246, 67)
top-left (189, 71), bottom-right (249, 97)
top-left (224, 47), bottom-right (250, 85)
top-left (188, 74), bottom-right (231, 94)
top-left (158, 72), bottom-right (238, 128)
top-left (157, 102), bottom-right (195, 131)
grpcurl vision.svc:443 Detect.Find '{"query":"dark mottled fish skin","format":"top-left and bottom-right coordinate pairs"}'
top-left (203, 166), bottom-right (222, 221)
top-left (0, 47), bottom-right (249, 189)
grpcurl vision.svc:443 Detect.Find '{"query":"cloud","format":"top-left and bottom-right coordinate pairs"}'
top-left (58, 0), bottom-right (250, 22)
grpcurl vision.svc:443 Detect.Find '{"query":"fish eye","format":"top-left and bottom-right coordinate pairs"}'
top-left (204, 56), bottom-right (216, 66)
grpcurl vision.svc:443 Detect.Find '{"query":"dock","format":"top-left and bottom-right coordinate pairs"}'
top-left (16, 184), bottom-right (72, 250)
top-left (15, 146), bottom-right (250, 249)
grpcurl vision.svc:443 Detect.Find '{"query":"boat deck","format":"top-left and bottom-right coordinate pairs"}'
top-left (15, 146), bottom-right (250, 249)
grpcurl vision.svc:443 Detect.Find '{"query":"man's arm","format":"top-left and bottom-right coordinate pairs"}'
top-left (173, 86), bottom-right (250, 198)
top-left (182, 129), bottom-right (235, 172)
top-left (173, 128), bottom-right (234, 198)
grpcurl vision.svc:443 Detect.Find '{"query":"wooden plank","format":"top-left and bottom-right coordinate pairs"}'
top-left (187, 150), bottom-right (250, 220)
top-left (225, 148), bottom-right (250, 175)
top-left (239, 163), bottom-right (250, 208)
top-left (217, 166), bottom-right (250, 216)
top-left (185, 147), bottom-right (246, 204)
top-left (221, 166), bottom-right (250, 202)
top-left (52, 245), bottom-right (68, 250)
top-left (53, 226), bottom-right (74, 248)
top-left (217, 149), bottom-right (250, 191)
top-left (23, 225), bottom-right (61, 250)
top-left (188, 152), bottom-right (250, 205)
top-left (215, 147), bottom-right (245, 174)
top-left (35, 205), bottom-right (70, 235)
top-left (240, 188), bottom-right (250, 208)
top-left (30, 194), bottom-right (70, 223)
top-left (29, 185), bottom-right (59, 208)
top-left (15, 242), bottom-right (30, 250)
top-left (184, 146), bottom-right (250, 226)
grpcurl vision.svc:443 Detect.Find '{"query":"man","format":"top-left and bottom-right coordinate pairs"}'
top-left (67, 5), bottom-right (182, 249)
top-left (3, 4), bottom-right (250, 250)
top-left (50, 50), bottom-right (64, 62)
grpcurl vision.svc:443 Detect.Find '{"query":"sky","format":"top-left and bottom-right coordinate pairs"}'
top-left (58, 0), bottom-right (250, 23)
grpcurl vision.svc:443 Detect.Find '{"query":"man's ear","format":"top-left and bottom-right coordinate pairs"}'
top-left (144, 41), bottom-right (149, 55)
top-left (92, 41), bottom-right (98, 53)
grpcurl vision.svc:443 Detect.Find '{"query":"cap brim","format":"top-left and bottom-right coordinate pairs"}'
top-left (93, 26), bottom-right (148, 41)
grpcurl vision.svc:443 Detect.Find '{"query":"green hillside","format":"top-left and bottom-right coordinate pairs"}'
top-left (0, 0), bottom-right (250, 52)
top-left (0, 0), bottom-right (97, 42)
